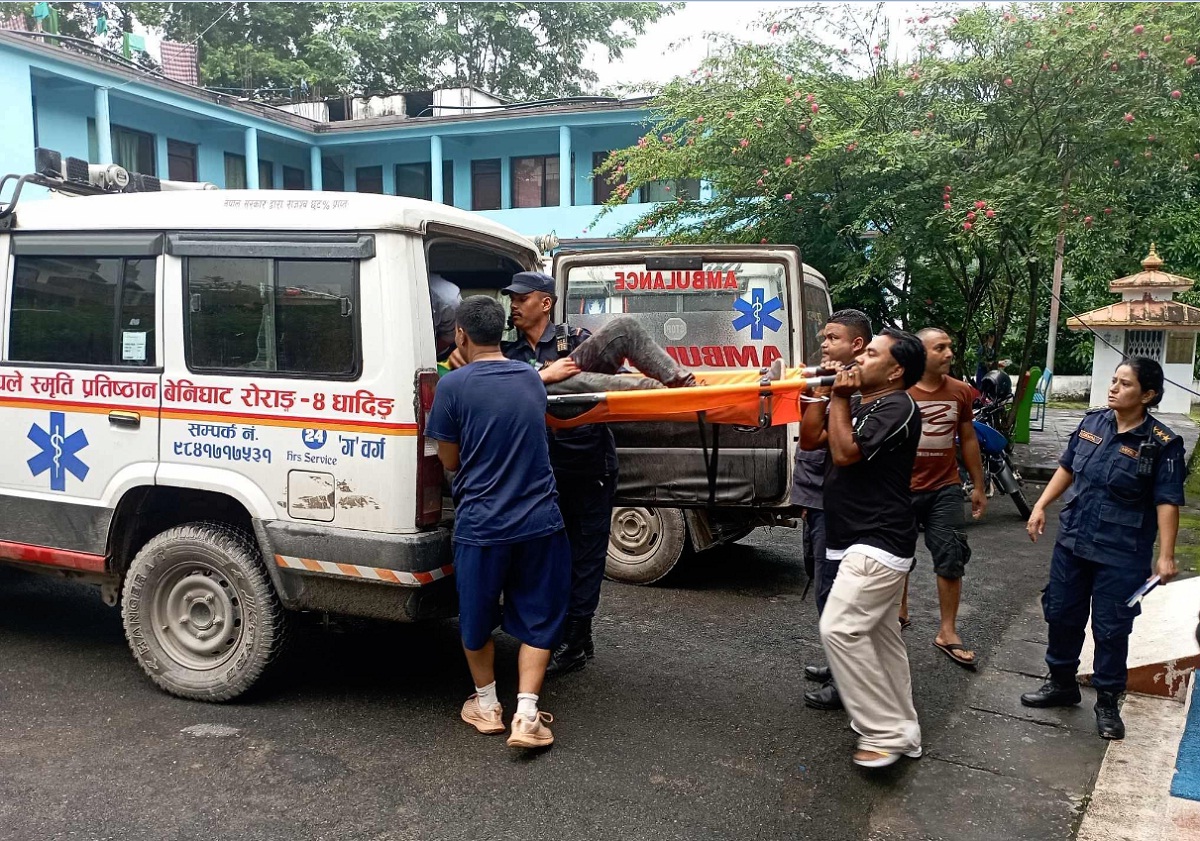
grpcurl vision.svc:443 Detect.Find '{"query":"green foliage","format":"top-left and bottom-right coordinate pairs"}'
top-left (51, 2), bottom-right (679, 99)
top-left (599, 2), bottom-right (1200, 376)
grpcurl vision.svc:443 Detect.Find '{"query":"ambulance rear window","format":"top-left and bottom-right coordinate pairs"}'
top-left (9, 255), bottom-right (157, 367)
top-left (564, 261), bottom-right (790, 370)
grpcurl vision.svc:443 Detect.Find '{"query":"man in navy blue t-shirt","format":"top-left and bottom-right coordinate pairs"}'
top-left (426, 295), bottom-right (570, 750)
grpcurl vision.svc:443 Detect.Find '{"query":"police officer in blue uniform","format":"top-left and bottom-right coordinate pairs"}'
top-left (501, 272), bottom-right (618, 676)
top-left (1021, 357), bottom-right (1184, 740)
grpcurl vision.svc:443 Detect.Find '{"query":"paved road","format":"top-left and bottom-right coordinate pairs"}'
top-left (0, 497), bottom-right (1054, 841)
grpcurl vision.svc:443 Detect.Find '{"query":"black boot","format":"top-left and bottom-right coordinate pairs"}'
top-left (804, 664), bottom-right (832, 683)
top-left (545, 618), bottom-right (588, 677)
top-left (1020, 674), bottom-right (1082, 708)
top-left (803, 679), bottom-right (843, 710)
top-left (1094, 691), bottom-right (1126, 740)
top-left (578, 616), bottom-right (594, 659)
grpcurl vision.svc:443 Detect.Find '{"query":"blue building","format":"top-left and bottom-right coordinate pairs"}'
top-left (0, 29), bottom-right (702, 241)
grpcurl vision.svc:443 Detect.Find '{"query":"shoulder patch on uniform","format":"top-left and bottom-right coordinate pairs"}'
top-left (1078, 429), bottom-right (1103, 445)
top-left (1119, 444), bottom-right (1138, 458)
top-left (1153, 425), bottom-right (1177, 444)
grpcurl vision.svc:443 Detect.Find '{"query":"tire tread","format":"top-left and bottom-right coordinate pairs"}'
top-left (120, 520), bottom-right (288, 702)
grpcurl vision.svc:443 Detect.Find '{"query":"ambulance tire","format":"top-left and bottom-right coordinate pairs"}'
top-left (121, 522), bottom-right (288, 702)
top-left (605, 507), bottom-right (690, 586)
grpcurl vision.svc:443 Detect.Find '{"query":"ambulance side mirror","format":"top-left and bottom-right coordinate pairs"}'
top-left (340, 297), bottom-right (353, 318)
top-left (189, 293), bottom-right (203, 313)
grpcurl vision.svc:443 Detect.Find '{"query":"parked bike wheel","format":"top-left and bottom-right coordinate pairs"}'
top-left (1009, 488), bottom-right (1032, 521)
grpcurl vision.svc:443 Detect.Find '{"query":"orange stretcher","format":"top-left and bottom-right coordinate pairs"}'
top-left (544, 366), bottom-right (835, 429)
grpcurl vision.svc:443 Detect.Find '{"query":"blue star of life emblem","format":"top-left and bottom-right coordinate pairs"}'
top-left (731, 288), bottom-right (784, 340)
top-left (28, 412), bottom-right (90, 492)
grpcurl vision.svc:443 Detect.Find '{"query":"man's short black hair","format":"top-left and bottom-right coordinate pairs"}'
top-left (881, 327), bottom-right (926, 389)
top-left (456, 295), bottom-right (505, 346)
top-left (828, 308), bottom-right (873, 343)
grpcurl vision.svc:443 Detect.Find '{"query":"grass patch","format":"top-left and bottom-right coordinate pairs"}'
top-left (1047, 400), bottom-right (1088, 410)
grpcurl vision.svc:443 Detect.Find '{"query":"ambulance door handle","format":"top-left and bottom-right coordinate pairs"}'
top-left (108, 410), bottom-right (141, 429)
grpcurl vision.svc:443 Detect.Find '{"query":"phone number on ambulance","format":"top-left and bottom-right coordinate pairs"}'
top-left (172, 442), bottom-right (273, 463)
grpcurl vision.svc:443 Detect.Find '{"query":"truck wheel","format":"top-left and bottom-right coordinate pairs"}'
top-left (605, 507), bottom-right (689, 585)
top-left (120, 522), bottom-right (287, 702)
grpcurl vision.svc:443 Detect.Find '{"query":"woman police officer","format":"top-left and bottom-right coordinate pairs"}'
top-left (1020, 357), bottom-right (1184, 740)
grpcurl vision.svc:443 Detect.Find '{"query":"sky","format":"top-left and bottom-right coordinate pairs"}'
top-left (587, 1), bottom-right (1000, 92)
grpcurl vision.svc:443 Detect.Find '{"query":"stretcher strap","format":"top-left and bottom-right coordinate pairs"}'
top-left (696, 412), bottom-right (721, 508)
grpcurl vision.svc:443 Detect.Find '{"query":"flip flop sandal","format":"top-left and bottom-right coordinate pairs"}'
top-left (933, 641), bottom-right (977, 670)
top-left (899, 617), bottom-right (912, 631)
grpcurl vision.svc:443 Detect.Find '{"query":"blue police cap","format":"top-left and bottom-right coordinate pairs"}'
top-left (503, 271), bottom-right (557, 296)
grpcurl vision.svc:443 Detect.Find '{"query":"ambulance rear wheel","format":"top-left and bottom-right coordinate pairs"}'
top-left (605, 507), bottom-right (689, 585)
top-left (120, 522), bottom-right (288, 702)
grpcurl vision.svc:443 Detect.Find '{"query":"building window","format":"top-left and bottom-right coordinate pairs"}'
top-left (321, 157), bottom-right (344, 192)
top-left (512, 155), bottom-right (559, 208)
top-left (112, 125), bottom-right (156, 176)
top-left (10, 255), bottom-right (157, 367)
top-left (593, 151), bottom-right (628, 204)
top-left (224, 153), bottom-right (247, 189)
top-left (282, 165), bottom-right (305, 190)
top-left (258, 160), bottom-right (274, 189)
top-left (356, 165), bottom-right (384, 194)
top-left (441, 161), bottom-right (454, 205)
top-left (471, 159), bottom-right (501, 210)
top-left (642, 178), bottom-right (701, 203)
top-left (185, 257), bottom-right (358, 377)
top-left (395, 161), bottom-right (455, 204)
top-left (1126, 330), bottom-right (1165, 361)
top-left (167, 139), bottom-right (197, 182)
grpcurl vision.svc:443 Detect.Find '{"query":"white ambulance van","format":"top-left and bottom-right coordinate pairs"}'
top-left (0, 179), bottom-right (542, 701)
top-left (0, 161), bottom-right (832, 702)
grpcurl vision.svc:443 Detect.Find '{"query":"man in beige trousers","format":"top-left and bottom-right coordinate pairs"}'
top-left (802, 327), bottom-right (927, 768)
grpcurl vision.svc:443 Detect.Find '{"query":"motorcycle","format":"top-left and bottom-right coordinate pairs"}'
top-left (960, 393), bottom-right (1032, 520)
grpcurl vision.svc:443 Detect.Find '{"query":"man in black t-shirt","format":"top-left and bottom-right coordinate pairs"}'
top-left (814, 328), bottom-right (927, 769)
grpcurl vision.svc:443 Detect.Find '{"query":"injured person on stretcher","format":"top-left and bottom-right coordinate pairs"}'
top-left (435, 277), bottom-right (830, 429)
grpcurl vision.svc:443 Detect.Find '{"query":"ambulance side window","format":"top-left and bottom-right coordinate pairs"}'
top-left (9, 255), bottom-right (157, 367)
top-left (801, 281), bottom-right (832, 366)
top-left (184, 256), bottom-right (358, 378)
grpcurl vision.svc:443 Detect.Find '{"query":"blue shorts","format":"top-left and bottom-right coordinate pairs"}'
top-left (455, 529), bottom-right (571, 651)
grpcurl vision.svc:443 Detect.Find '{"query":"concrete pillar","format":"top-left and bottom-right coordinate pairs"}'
top-left (500, 157), bottom-right (511, 209)
top-left (430, 134), bottom-right (444, 203)
top-left (559, 125), bottom-right (571, 206)
top-left (244, 127), bottom-right (259, 189)
top-left (155, 134), bottom-right (169, 180)
top-left (309, 145), bottom-right (323, 191)
top-left (94, 86), bottom-right (112, 164)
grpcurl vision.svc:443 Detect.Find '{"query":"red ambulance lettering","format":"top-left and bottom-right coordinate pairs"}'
top-left (613, 270), bottom-right (740, 291)
top-left (666, 345), bottom-right (782, 368)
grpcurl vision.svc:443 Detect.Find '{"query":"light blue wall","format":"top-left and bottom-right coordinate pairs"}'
top-left (0, 52), bottom-right (35, 189)
top-left (479, 201), bottom-right (654, 239)
top-left (30, 76), bottom-right (93, 162)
